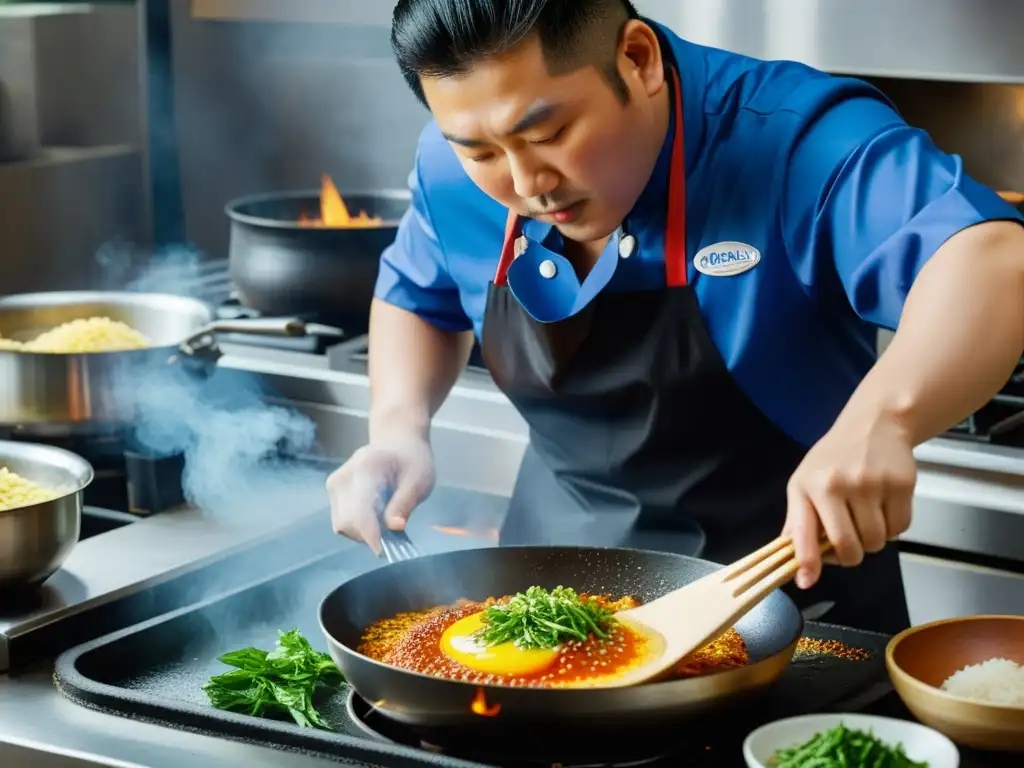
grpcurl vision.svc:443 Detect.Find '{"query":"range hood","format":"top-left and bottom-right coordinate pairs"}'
top-left (191, 0), bottom-right (1024, 85)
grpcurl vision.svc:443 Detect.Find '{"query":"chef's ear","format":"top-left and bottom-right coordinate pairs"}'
top-left (619, 20), bottom-right (665, 98)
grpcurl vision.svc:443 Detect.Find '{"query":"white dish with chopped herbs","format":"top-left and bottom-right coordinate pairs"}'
top-left (743, 713), bottom-right (959, 768)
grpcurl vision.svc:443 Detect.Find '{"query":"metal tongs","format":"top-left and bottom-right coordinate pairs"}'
top-left (375, 485), bottom-right (420, 563)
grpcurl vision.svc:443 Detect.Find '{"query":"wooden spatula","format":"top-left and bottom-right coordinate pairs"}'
top-left (596, 535), bottom-right (832, 688)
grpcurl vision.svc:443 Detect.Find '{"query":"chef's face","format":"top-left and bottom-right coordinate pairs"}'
top-left (421, 21), bottom-right (668, 246)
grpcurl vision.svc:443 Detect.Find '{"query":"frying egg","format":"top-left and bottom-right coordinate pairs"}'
top-left (439, 611), bottom-right (559, 677)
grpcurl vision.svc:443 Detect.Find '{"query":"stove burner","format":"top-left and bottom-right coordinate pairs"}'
top-left (944, 397), bottom-right (1024, 445)
top-left (941, 356), bottom-right (1024, 445)
top-left (345, 341), bottom-right (490, 376)
top-left (345, 691), bottom-right (716, 767)
top-left (213, 297), bottom-right (353, 355)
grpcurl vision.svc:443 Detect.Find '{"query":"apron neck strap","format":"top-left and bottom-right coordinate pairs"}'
top-left (663, 67), bottom-right (688, 288)
top-left (494, 66), bottom-right (688, 288)
top-left (495, 206), bottom-right (523, 287)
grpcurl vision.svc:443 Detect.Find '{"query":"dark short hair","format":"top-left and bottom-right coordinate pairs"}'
top-left (391, 0), bottom-right (640, 108)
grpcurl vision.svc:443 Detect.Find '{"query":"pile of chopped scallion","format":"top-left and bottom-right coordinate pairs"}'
top-left (476, 585), bottom-right (617, 649)
top-left (768, 722), bottom-right (929, 767)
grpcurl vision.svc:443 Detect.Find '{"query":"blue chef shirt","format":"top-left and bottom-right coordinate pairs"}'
top-left (374, 23), bottom-right (1024, 449)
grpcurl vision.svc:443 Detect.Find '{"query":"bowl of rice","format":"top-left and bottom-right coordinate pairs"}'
top-left (0, 440), bottom-right (93, 589)
top-left (886, 615), bottom-right (1024, 752)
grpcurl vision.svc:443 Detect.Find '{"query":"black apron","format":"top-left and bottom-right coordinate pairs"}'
top-left (479, 67), bottom-right (910, 636)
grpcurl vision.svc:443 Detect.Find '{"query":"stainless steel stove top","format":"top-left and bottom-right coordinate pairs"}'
top-left (152, 257), bottom-right (1024, 451)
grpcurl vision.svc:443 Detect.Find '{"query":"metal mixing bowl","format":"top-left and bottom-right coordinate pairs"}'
top-left (0, 440), bottom-right (94, 589)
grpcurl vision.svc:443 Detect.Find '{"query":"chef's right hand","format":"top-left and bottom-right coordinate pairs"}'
top-left (326, 437), bottom-right (435, 554)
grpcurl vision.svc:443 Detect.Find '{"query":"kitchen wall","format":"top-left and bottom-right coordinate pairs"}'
top-left (866, 77), bottom-right (1024, 195)
top-left (167, 1), bottom-right (419, 260)
top-left (0, 3), bottom-right (146, 293)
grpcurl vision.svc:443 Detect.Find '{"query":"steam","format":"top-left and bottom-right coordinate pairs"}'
top-left (123, 244), bottom-right (206, 296)
top-left (86, 187), bottom-right (333, 519)
top-left (94, 230), bottom-right (329, 514)
top-left (94, 227), bottom-right (330, 515)
top-left (96, 241), bottom-right (221, 301)
top-left (115, 357), bottom-right (323, 514)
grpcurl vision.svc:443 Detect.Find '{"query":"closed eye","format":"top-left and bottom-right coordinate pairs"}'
top-left (531, 126), bottom-right (566, 145)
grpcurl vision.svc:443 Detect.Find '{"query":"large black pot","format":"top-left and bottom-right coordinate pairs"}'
top-left (226, 189), bottom-right (410, 327)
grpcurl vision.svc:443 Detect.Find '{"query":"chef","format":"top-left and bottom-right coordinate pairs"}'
top-left (327, 0), bottom-right (1024, 634)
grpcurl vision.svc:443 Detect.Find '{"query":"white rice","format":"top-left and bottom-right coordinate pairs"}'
top-left (940, 657), bottom-right (1024, 706)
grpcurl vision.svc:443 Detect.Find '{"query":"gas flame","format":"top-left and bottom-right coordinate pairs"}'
top-left (470, 688), bottom-right (500, 717)
top-left (299, 175), bottom-right (383, 228)
top-left (431, 525), bottom-right (500, 542)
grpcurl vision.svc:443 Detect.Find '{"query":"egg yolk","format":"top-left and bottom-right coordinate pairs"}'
top-left (439, 611), bottom-right (559, 677)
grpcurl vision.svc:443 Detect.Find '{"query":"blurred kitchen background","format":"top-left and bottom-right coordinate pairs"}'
top-left (3, 0), bottom-right (1024, 626)
top-left (2, 0), bottom-right (1023, 291)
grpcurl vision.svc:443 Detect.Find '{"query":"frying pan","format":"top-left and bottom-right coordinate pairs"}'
top-left (319, 546), bottom-right (803, 729)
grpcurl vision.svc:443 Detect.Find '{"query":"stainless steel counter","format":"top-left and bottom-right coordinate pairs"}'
top-left (0, 475), bottom-right (506, 765)
top-left (0, 449), bottom-right (350, 764)
top-left (0, 342), bottom-right (1021, 765)
top-left (0, 667), bottom-right (341, 767)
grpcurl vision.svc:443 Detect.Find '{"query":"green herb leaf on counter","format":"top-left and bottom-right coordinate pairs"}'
top-left (476, 585), bottom-right (617, 649)
top-left (769, 722), bottom-right (929, 768)
top-left (202, 629), bottom-right (344, 730)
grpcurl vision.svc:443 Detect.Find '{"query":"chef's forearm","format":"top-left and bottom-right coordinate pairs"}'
top-left (367, 298), bottom-right (474, 443)
top-left (838, 220), bottom-right (1024, 444)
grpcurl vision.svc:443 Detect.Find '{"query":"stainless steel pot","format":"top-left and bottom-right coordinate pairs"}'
top-left (0, 440), bottom-right (94, 589)
top-left (0, 290), bottom-right (341, 431)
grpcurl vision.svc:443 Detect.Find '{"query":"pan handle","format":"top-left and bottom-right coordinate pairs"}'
top-left (177, 317), bottom-right (344, 356)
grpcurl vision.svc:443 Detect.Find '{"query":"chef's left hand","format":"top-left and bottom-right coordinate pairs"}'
top-left (783, 412), bottom-right (917, 589)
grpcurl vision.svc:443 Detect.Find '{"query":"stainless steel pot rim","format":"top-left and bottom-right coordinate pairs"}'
top-left (224, 187), bottom-right (411, 229)
top-left (0, 346), bottom-right (172, 360)
top-left (0, 290), bottom-right (212, 314)
top-left (0, 439), bottom-right (95, 499)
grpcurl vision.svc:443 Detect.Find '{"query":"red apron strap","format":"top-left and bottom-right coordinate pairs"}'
top-left (494, 209), bottom-right (522, 286)
top-left (663, 67), bottom-right (688, 288)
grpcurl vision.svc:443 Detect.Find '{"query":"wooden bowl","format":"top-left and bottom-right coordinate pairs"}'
top-left (886, 615), bottom-right (1024, 752)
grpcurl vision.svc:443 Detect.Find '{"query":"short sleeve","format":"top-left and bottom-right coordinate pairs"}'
top-left (373, 151), bottom-right (472, 332)
top-left (781, 85), bottom-right (1024, 329)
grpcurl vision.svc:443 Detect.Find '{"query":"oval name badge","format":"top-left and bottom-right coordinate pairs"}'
top-left (694, 241), bottom-right (761, 277)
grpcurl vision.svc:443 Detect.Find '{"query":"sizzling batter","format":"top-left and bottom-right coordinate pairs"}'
top-left (358, 594), bottom-right (749, 688)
